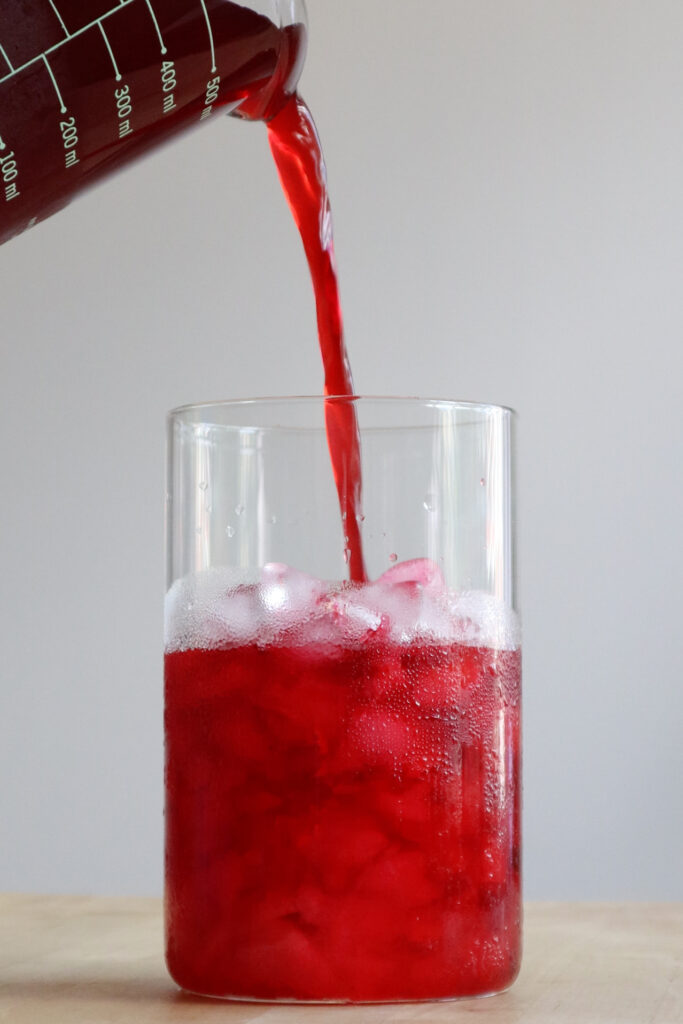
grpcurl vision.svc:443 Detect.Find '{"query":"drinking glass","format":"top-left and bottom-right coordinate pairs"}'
top-left (165, 396), bottom-right (521, 1003)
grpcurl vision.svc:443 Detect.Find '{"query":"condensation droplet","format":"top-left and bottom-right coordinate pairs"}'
top-left (235, 504), bottom-right (245, 516)
top-left (198, 480), bottom-right (208, 491)
top-left (422, 494), bottom-right (435, 512)
top-left (480, 477), bottom-right (486, 487)
top-left (225, 525), bottom-right (235, 538)
top-left (389, 552), bottom-right (398, 563)
top-left (268, 514), bottom-right (277, 525)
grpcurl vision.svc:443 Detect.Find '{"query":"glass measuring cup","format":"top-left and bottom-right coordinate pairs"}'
top-left (0, 0), bottom-right (307, 245)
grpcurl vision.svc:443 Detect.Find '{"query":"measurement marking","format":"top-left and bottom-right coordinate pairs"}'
top-left (47, 0), bottom-right (70, 37)
top-left (0, 134), bottom-right (4, 150)
top-left (145, 0), bottom-right (167, 54)
top-left (198, 0), bottom-right (216, 72)
top-left (0, 44), bottom-right (13, 72)
top-left (0, 0), bottom-right (135, 83)
top-left (42, 54), bottom-right (66, 112)
top-left (98, 22), bottom-right (121, 80)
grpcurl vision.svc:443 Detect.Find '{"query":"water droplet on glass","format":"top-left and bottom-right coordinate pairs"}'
top-left (357, 513), bottom-right (365, 523)
top-left (268, 514), bottom-right (277, 525)
top-left (235, 504), bottom-right (245, 516)
top-left (480, 477), bottom-right (486, 487)
top-left (389, 552), bottom-right (398, 563)
top-left (225, 525), bottom-right (235, 538)
top-left (198, 480), bottom-right (208, 491)
top-left (422, 494), bottom-right (435, 512)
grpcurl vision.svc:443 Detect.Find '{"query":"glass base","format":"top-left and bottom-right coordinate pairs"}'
top-left (174, 977), bottom-right (520, 1005)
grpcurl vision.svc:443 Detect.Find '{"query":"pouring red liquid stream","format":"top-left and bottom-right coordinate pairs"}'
top-left (267, 94), bottom-right (367, 582)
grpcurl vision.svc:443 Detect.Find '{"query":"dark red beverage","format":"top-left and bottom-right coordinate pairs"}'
top-left (164, 571), bottom-right (521, 1002)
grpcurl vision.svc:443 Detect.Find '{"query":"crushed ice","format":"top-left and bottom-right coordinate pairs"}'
top-left (164, 559), bottom-right (520, 653)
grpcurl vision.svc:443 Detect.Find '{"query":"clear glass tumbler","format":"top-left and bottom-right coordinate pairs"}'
top-left (165, 396), bottom-right (521, 1003)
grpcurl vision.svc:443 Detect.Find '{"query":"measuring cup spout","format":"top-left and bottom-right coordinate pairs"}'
top-left (230, 0), bottom-right (307, 122)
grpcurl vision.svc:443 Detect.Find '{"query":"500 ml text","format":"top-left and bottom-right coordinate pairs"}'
top-left (200, 75), bottom-right (220, 120)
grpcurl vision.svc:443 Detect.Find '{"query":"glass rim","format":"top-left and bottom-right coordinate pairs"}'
top-left (168, 395), bottom-right (517, 420)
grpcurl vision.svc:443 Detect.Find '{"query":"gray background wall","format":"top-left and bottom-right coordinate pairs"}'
top-left (1, 0), bottom-right (681, 899)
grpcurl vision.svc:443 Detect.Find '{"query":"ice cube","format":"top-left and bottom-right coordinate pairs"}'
top-left (164, 566), bottom-right (260, 651)
top-left (165, 559), bottom-right (520, 653)
top-left (447, 591), bottom-right (521, 651)
top-left (357, 578), bottom-right (446, 643)
top-left (257, 563), bottom-right (326, 638)
top-left (376, 558), bottom-right (445, 590)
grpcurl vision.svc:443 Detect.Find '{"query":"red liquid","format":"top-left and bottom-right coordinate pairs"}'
top-left (0, 0), bottom-right (305, 244)
top-left (165, 635), bottom-right (521, 1001)
top-left (267, 95), bottom-right (367, 582)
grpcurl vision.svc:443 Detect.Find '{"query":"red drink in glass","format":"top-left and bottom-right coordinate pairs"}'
top-left (164, 565), bottom-right (521, 1002)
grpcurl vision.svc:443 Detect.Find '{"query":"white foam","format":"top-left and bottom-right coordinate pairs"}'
top-left (164, 559), bottom-right (520, 653)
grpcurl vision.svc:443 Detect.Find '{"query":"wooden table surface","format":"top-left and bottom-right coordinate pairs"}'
top-left (0, 896), bottom-right (680, 1023)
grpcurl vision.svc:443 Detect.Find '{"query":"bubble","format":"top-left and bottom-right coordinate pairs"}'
top-left (422, 494), bottom-right (436, 512)
top-left (389, 553), bottom-right (398, 563)
top-left (235, 504), bottom-right (245, 516)
top-left (225, 525), bottom-right (235, 538)
top-left (268, 514), bottom-right (277, 525)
